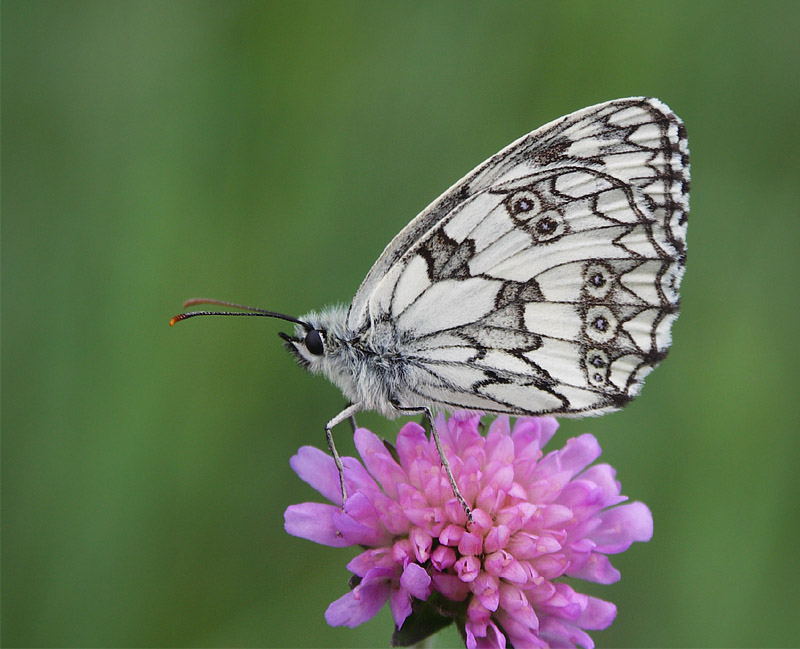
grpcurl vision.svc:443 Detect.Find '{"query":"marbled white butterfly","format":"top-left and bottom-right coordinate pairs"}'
top-left (172, 97), bottom-right (689, 518)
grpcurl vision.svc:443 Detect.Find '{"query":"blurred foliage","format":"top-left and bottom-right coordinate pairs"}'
top-left (3, 1), bottom-right (799, 647)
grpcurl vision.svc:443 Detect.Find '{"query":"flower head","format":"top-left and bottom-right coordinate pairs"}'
top-left (284, 412), bottom-right (652, 648)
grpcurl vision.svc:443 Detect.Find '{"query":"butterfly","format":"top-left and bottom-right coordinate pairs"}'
top-left (172, 97), bottom-right (689, 519)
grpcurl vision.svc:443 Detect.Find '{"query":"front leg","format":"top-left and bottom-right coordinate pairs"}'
top-left (325, 403), bottom-right (362, 506)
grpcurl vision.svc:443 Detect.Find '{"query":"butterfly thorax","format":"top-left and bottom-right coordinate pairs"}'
top-left (289, 305), bottom-right (411, 418)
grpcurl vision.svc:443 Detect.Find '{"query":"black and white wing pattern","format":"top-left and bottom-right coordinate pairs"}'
top-left (347, 97), bottom-right (689, 417)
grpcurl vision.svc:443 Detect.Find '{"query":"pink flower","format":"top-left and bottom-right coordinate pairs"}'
top-left (284, 412), bottom-right (653, 648)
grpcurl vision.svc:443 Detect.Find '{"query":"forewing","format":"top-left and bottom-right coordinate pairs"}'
top-left (350, 97), bottom-right (689, 416)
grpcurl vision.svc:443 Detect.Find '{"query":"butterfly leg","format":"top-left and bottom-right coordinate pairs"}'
top-left (325, 403), bottom-right (361, 506)
top-left (395, 405), bottom-right (473, 523)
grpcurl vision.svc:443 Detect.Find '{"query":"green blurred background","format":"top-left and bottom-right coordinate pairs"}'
top-left (3, 1), bottom-right (799, 647)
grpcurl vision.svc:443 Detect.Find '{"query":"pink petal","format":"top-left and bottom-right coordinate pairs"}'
top-left (558, 480), bottom-right (601, 512)
top-left (484, 524), bottom-right (511, 553)
top-left (369, 492), bottom-right (412, 536)
top-left (506, 532), bottom-right (538, 560)
top-left (341, 455), bottom-right (381, 496)
top-left (538, 582), bottom-right (585, 620)
top-left (483, 621), bottom-right (507, 649)
top-left (536, 416), bottom-right (560, 444)
top-left (341, 491), bottom-right (381, 527)
top-left (390, 587), bottom-right (412, 629)
top-left (440, 523), bottom-right (464, 546)
top-left (400, 562), bottom-right (431, 600)
top-left (354, 427), bottom-right (407, 499)
top-left (533, 553), bottom-right (569, 579)
top-left (495, 610), bottom-right (545, 648)
top-left (489, 463), bottom-right (515, 492)
top-left (465, 618), bottom-right (507, 649)
top-left (458, 531), bottom-right (483, 556)
top-left (498, 582), bottom-right (538, 628)
top-left (445, 498), bottom-right (470, 525)
top-left (431, 544), bottom-right (456, 571)
top-left (423, 472), bottom-right (450, 506)
top-left (566, 552), bottom-right (621, 584)
top-left (539, 617), bottom-right (595, 649)
top-left (346, 547), bottom-right (393, 577)
top-left (577, 463), bottom-right (625, 506)
top-left (556, 434), bottom-right (602, 476)
top-left (483, 550), bottom-right (526, 583)
top-left (513, 416), bottom-right (559, 448)
top-left (396, 421), bottom-right (432, 470)
top-left (446, 411), bottom-right (483, 455)
top-left (500, 557), bottom-right (528, 583)
top-left (455, 555), bottom-right (481, 582)
top-left (432, 572), bottom-right (470, 600)
top-left (591, 501), bottom-right (653, 553)
top-left (486, 429), bottom-right (515, 464)
top-left (410, 527), bottom-right (433, 563)
top-left (467, 595), bottom-right (491, 626)
top-left (470, 508), bottom-right (494, 533)
top-left (284, 503), bottom-right (350, 547)
top-left (289, 446), bottom-right (341, 504)
top-left (324, 577), bottom-right (391, 628)
top-left (333, 495), bottom-right (390, 546)
top-left (471, 572), bottom-right (500, 611)
top-left (405, 504), bottom-right (447, 537)
top-left (576, 596), bottom-right (617, 630)
top-left (539, 504), bottom-right (574, 528)
top-left (487, 414), bottom-right (511, 439)
top-left (391, 537), bottom-right (414, 565)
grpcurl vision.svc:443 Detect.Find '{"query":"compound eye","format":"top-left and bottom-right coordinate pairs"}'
top-left (304, 329), bottom-right (324, 356)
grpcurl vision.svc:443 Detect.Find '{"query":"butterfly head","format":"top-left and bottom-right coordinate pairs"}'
top-left (278, 305), bottom-right (351, 372)
top-left (279, 324), bottom-right (327, 368)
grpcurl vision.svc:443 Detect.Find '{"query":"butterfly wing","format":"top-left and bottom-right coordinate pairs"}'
top-left (348, 97), bottom-right (689, 416)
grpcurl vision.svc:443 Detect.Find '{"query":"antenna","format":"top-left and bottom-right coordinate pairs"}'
top-left (169, 298), bottom-right (309, 329)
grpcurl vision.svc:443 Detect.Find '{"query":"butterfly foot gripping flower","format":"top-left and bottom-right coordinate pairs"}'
top-left (284, 412), bottom-right (653, 648)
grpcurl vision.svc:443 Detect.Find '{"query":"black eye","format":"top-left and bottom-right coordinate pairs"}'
top-left (304, 329), bottom-right (324, 355)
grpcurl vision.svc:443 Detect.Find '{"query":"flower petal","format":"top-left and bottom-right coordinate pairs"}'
top-left (591, 501), bottom-right (653, 553)
top-left (496, 610), bottom-right (545, 648)
top-left (354, 427), bottom-right (407, 499)
top-left (578, 463), bottom-right (625, 506)
top-left (334, 494), bottom-right (391, 546)
top-left (390, 586), bottom-right (412, 629)
top-left (289, 446), bottom-right (342, 504)
top-left (513, 416), bottom-right (559, 448)
top-left (431, 544), bottom-right (456, 571)
top-left (576, 596), bottom-right (617, 630)
top-left (539, 617), bottom-right (595, 649)
top-left (410, 527), bottom-right (433, 563)
top-left (396, 421), bottom-right (432, 470)
top-left (342, 455), bottom-right (381, 495)
top-left (455, 555), bottom-right (481, 582)
top-left (566, 552), bottom-right (621, 584)
top-left (400, 562), bottom-right (432, 600)
top-left (471, 572), bottom-right (500, 611)
top-left (283, 503), bottom-right (350, 547)
top-left (325, 577), bottom-right (391, 628)
top-left (346, 547), bottom-right (393, 577)
top-left (556, 434), bottom-right (602, 476)
top-left (432, 572), bottom-right (470, 601)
